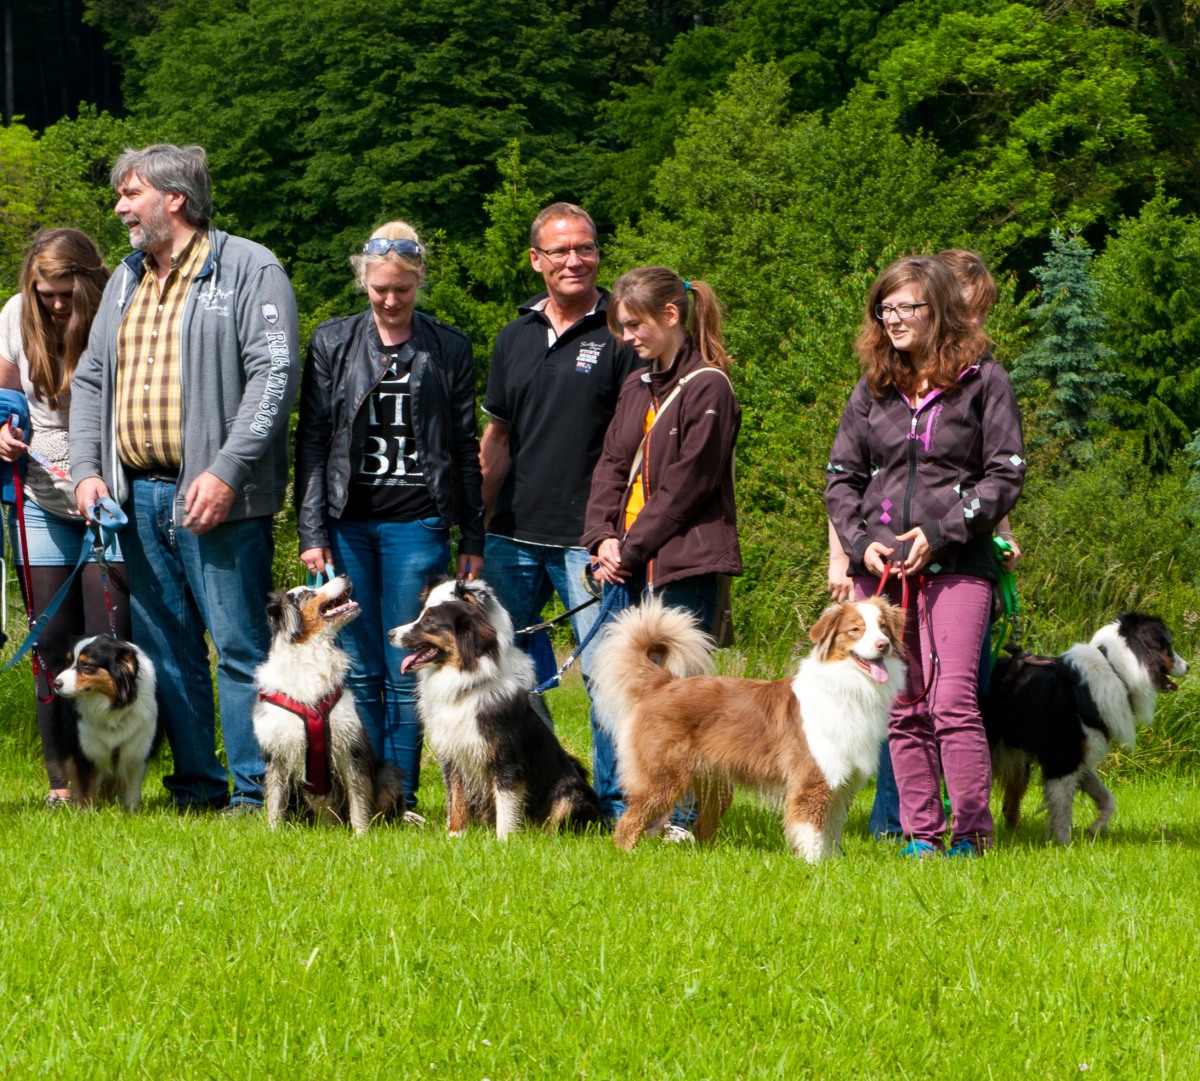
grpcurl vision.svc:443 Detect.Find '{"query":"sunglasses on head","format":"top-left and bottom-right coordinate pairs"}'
top-left (363, 237), bottom-right (423, 257)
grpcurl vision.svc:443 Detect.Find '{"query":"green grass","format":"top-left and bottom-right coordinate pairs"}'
top-left (2, 670), bottom-right (1200, 1079)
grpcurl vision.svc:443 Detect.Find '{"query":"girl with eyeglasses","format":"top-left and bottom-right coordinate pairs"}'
top-left (0, 228), bottom-right (131, 808)
top-left (825, 255), bottom-right (1025, 858)
top-left (295, 221), bottom-right (485, 822)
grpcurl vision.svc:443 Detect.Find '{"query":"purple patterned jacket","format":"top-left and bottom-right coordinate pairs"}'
top-left (825, 353), bottom-right (1025, 582)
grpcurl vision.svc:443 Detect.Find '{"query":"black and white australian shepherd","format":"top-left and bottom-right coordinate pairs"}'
top-left (253, 576), bottom-right (402, 833)
top-left (53, 635), bottom-right (161, 811)
top-left (590, 597), bottom-right (906, 863)
top-left (982, 613), bottom-right (1187, 844)
top-left (389, 578), bottom-right (603, 839)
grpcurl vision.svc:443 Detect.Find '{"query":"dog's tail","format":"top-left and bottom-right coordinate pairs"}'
top-left (590, 596), bottom-right (713, 736)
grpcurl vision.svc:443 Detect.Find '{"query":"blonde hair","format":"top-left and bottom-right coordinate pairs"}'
top-left (351, 220), bottom-right (426, 289)
top-left (608, 266), bottom-right (732, 373)
top-left (18, 229), bottom-right (110, 407)
top-left (937, 249), bottom-right (997, 321)
top-left (856, 256), bottom-right (987, 398)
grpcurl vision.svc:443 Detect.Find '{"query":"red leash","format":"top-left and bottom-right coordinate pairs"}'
top-left (874, 563), bottom-right (935, 706)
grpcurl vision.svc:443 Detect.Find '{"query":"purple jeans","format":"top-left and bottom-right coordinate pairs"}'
top-left (856, 573), bottom-right (994, 850)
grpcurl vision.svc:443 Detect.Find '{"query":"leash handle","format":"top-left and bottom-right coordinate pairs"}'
top-left (306, 563), bottom-right (336, 588)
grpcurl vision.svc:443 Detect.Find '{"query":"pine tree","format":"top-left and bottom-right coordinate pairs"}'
top-left (1012, 230), bottom-right (1121, 464)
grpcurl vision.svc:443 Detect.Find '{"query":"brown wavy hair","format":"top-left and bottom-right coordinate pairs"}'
top-left (856, 255), bottom-right (987, 398)
top-left (18, 229), bottom-right (110, 408)
top-left (608, 266), bottom-right (732, 373)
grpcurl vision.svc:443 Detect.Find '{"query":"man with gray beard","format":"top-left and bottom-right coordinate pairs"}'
top-left (70, 144), bottom-right (299, 814)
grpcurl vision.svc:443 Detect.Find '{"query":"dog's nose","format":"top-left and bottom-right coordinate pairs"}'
top-left (874, 638), bottom-right (890, 654)
top-left (53, 677), bottom-right (64, 692)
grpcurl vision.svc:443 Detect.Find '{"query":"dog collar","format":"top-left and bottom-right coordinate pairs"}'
top-left (258, 687), bottom-right (344, 795)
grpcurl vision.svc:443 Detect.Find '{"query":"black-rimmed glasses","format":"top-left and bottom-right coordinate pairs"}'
top-left (875, 302), bottom-right (928, 320)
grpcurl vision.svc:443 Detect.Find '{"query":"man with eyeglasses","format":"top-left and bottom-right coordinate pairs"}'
top-left (70, 143), bottom-right (299, 815)
top-left (479, 201), bottom-right (642, 823)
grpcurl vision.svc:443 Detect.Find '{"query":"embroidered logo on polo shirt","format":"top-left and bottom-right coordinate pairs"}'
top-left (575, 340), bottom-right (604, 373)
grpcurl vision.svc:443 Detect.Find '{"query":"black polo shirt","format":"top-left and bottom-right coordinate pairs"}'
top-left (483, 290), bottom-right (643, 547)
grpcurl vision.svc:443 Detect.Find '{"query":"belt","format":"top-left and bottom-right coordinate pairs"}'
top-left (126, 468), bottom-right (179, 484)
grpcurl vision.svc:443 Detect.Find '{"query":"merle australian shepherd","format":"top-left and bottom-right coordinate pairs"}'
top-left (590, 597), bottom-right (906, 863)
top-left (53, 635), bottom-right (161, 810)
top-left (253, 576), bottom-right (403, 833)
top-left (389, 579), bottom-right (602, 839)
top-left (982, 613), bottom-right (1187, 844)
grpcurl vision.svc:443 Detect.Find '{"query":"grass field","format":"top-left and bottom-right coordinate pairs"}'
top-left (2, 665), bottom-right (1200, 1080)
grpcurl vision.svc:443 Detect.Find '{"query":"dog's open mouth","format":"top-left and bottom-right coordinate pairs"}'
top-left (853, 654), bottom-right (892, 684)
top-left (322, 599), bottom-right (360, 621)
top-left (400, 647), bottom-right (440, 674)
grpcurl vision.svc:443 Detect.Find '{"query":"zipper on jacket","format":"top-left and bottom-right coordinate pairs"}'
top-left (901, 407), bottom-right (920, 563)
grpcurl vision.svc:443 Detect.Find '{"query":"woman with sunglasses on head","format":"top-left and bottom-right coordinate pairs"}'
top-left (825, 255), bottom-right (1025, 858)
top-left (0, 228), bottom-right (131, 808)
top-left (295, 221), bottom-right (485, 821)
top-left (581, 267), bottom-right (742, 838)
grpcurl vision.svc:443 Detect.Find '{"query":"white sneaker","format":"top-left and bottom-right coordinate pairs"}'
top-left (401, 810), bottom-right (427, 828)
top-left (661, 823), bottom-right (695, 844)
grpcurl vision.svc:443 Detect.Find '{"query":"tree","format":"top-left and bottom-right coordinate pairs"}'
top-left (1012, 230), bottom-right (1121, 465)
top-left (870, 3), bottom-right (1182, 266)
top-left (112, 0), bottom-right (629, 310)
top-left (1095, 184), bottom-right (1200, 459)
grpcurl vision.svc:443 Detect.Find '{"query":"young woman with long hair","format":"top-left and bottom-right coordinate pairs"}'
top-left (0, 228), bottom-right (130, 807)
top-left (582, 265), bottom-right (742, 837)
top-left (825, 255), bottom-right (1025, 857)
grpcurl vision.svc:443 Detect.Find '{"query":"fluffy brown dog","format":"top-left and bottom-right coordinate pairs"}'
top-left (590, 597), bottom-right (906, 862)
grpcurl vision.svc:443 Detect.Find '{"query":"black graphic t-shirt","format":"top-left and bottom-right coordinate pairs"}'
top-left (343, 342), bottom-right (439, 521)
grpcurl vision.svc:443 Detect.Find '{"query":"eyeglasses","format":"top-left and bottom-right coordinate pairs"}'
top-left (364, 237), bottom-right (423, 257)
top-left (875, 302), bottom-right (928, 320)
top-left (533, 243), bottom-right (599, 266)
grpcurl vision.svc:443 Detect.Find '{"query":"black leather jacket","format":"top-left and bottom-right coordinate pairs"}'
top-left (295, 309), bottom-right (485, 555)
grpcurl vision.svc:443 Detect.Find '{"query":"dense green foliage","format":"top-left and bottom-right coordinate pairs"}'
top-left (1, 0), bottom-right (1199, 689)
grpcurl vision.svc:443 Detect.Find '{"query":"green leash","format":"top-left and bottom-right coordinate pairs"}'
top-left (990, 536), bottom-right (1021, 663)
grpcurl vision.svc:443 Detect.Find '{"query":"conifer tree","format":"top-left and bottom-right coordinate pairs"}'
top-left (1012, 230), bottom-right (1121, 464)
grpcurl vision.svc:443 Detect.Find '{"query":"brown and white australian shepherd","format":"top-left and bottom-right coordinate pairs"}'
top-left (590, 597), bottom-right (906, 862)
top-left (53, 635), bottom-right (161, 811)
top-left (389, 578), bottom-right (603, 840)
top-left (253, 576), bottom-right (402, 833)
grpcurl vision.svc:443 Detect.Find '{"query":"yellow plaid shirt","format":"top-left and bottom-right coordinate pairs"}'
top-left (115, 231), bottom-right (210, 471)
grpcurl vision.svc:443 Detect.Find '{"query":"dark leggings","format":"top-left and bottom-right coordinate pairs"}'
top-left (14, 561), bottom-right (132, 789)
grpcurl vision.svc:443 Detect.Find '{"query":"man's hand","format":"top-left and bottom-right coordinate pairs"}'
top-left (75, 477), bottom-right (111, 522)
top-left (183, 471), bottom-right (236, 534)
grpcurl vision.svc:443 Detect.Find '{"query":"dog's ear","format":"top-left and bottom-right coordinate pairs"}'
top-left (878, 600), bottom-right (907, 657)
top-left (111, 646), bottom-right (140, 709)
top-left (455, 580), bottom-right (483, 607)
top-left (454, 606), bottom-right (498, 671)
top-left (265, 590), bottom-right (302, 641)
top-left (808, 604), bottom-right (845, 660)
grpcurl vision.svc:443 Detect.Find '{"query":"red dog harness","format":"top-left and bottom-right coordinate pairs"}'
top-left (257, 687), bottom-right (343, 795)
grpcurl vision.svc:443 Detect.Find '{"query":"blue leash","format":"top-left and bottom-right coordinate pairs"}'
top-left (5, 497), bottom-right (127, 671)
top-left (532, 579), bottom-right (628, 694)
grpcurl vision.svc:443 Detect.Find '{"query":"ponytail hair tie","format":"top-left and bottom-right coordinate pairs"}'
top-left (682, 280), bottom-right (692, 292)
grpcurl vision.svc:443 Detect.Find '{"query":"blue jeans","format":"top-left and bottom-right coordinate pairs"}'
top-left (121, 477), bottom-right (274, 807)
top-left (483, 536), bottom-right (613, 811)
top-left (599, 571), bottom-right (720, 829)
top-left (869, 742), bottom-right (903, 838)
top-left (330, 516), bottom-right (451, 808)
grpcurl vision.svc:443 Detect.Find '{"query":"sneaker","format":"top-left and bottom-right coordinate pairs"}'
top-left (898, 839), bottom-right (941, 859)
top-left (401, 810), bottom-right (427, 828)
top-left (946, 838), bottom-right (981, 859)
top-left (661, 823), bottom-right (695, 844)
